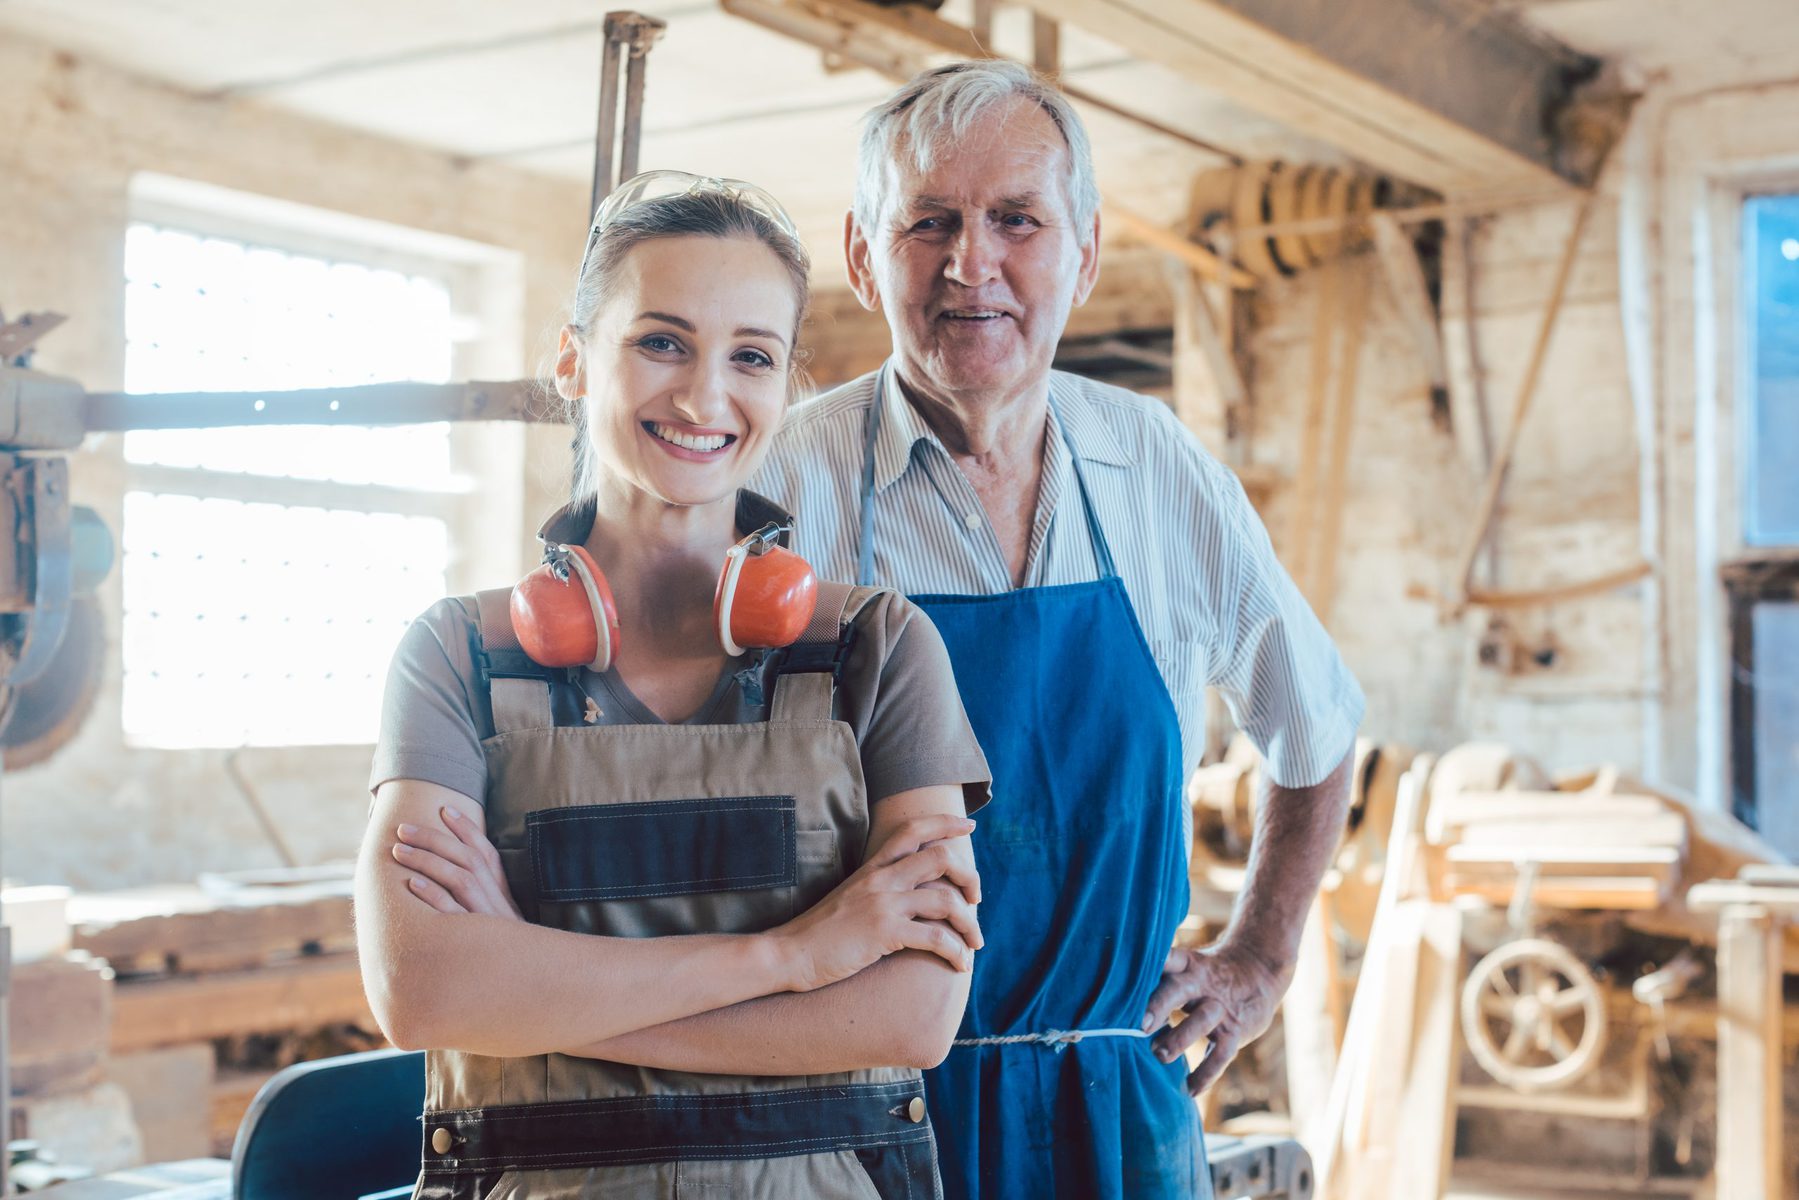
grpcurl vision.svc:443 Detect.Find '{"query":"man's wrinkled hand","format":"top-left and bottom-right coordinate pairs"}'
top-left (1140, 941), bottom-right (1291, 1096)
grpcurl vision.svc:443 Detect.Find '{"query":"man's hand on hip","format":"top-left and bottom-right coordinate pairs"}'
top-left (1141, 938), bottom-right (1292, 1096)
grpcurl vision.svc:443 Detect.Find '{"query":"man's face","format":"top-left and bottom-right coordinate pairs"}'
top-left (848, 99), bottom-right (1100, 408)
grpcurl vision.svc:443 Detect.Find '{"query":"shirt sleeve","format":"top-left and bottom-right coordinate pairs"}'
top-left (368, 597), bottom-right (492, 803)
top-left (1201, 455), bottom-right (1365, 789)
top-left (837, 591), bottom-right (992, 814)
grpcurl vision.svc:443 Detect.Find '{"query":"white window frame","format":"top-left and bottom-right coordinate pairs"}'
top-left (1642, 81), bottom-right (1799, 810)
top-left (121, 173), bottom-right (530, 747)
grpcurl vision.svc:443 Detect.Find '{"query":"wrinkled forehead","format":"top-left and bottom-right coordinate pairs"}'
top-left (880, 101), bottom-right (1075, 218)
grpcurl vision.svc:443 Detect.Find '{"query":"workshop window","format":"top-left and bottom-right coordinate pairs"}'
top-left (120, 223), bottom-right (466, 749)
top-left (1726, 192), bottom-right (1799, 851)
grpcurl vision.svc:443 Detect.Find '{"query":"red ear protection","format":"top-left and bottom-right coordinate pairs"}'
top-left (714, 525), bottom-right (818, 656)
top-left (511, 544), bottom-right (622, 672)
top-left (510, 524), bottom-right (817, 670)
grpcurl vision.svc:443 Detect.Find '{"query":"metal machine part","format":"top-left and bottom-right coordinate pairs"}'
top-left (1206, 1133), bottom-right (1315, 1199)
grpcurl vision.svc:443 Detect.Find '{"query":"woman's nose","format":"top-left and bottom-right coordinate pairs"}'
top-left (671, 359), bottom-right (731, 424)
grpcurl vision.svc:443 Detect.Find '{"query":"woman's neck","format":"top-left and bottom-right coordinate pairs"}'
top-left (582, 482), bottom-right (739, 653)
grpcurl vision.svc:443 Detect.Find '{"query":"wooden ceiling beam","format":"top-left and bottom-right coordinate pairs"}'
top-left (1026, 0), bottom-right (1608, 192)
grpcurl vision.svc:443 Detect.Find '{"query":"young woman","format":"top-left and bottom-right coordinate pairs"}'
top-left (356, 172), bottom-right (991, 1199)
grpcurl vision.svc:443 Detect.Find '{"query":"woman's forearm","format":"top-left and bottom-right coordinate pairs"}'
top-left (563, 947), bottom-right (971, 1074)
top-left (356, 784), bottom-right (800, 1057)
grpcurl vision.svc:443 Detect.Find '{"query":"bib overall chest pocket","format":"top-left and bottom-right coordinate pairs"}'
top-left (526, 795), bottom-right (842, 936)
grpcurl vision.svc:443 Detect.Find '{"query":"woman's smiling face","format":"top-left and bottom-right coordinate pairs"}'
top-left (570, 234), bottom-right (799, 510)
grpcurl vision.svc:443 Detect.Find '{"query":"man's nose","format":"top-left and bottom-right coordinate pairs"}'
top-left (944, 221), bottom-right (1003, 287)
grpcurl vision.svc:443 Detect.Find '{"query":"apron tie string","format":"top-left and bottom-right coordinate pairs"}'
top-left (951, 1028), bottom-right (1152, 1053)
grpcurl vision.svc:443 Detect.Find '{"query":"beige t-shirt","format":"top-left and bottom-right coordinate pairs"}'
top-left (370, 584), bottom-right (991, 814)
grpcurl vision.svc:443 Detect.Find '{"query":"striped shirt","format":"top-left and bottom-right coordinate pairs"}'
top-left (752, 363), bottom-right (1364, 789)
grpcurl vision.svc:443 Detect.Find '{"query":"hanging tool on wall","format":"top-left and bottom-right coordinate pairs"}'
top-left (590, 10), bottom-right (667, 213)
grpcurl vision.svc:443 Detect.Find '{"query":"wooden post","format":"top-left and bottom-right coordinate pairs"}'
top-left (1716, 905), bottom-right (1784, 1200)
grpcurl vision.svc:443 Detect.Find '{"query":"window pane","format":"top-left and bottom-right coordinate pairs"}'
top-left (122, 224), bottom-right (457, 490)
top-left (119, 220), bottom-right (465, 748)
top-left (1744, 194), bottom-right (1799, 546)
top-left (1751, 600), bottom-right (1799, 856)
top-left (120, 492), bottom-right (448, 748)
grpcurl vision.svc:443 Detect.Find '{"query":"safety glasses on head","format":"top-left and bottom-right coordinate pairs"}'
top-left (576, 169), bottom-right (801, 285)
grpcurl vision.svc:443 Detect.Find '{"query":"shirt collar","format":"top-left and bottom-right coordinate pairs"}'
top-left (874, 362), bottom-right (1134, 492)
top-left (535, 489), bottom-right (799, 547)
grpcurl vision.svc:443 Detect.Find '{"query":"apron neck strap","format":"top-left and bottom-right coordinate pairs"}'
top-left (856, 364), bottom-right (1118, 585)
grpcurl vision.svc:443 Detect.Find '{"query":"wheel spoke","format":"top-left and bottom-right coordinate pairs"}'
top-left (1548, 1021), bottom-right (1576, 1059)
top-left (1503, 1021), bottom-right (1532, 1061)
top-left (1547, 987), bottom-right (1587, 1015)
top-left (1481, 994), bottom-right (1517, 1019)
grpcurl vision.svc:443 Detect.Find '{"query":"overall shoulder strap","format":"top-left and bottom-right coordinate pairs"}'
top-left (768, 581), bottom-right (879, 723)
top-left (471, 588), bottom-right (555, 734)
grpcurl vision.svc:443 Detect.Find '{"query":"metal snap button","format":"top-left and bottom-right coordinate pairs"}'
top-left (907, 1096), bottom-right (926, 1123)
top-left (431, 1126), bottom-right (454, 1155)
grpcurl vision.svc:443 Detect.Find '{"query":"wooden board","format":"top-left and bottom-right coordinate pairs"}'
top-left (1444, 874), bottom-right (1665, 910)
top-left (109, 954), bottom-right (372, 1053)
top-left (8, 953), bottom-right (113, 1096)
top-left (69, 882), bottom-right (354, 976)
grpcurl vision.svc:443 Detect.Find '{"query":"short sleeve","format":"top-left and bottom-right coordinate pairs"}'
top-left (368, 598), bottom-right (492, 803)
top-left (836, 591), bottom-right (992, 813)
top-left (1205, 463), bottom-right (1365, 789)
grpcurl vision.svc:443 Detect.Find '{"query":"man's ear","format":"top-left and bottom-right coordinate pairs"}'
top-left (844, 211), bottom-right (882, 314)
top-left (1072, 210), bottom-right (1102, 307)
top-left (552, 325), bottom-right (585, 403)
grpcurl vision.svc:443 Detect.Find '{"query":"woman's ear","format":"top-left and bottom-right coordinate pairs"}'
top-left (553, 325), bottom-right (585, 403)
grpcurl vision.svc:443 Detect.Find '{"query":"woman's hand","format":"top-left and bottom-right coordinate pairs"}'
top-left (772, 813), bottom-right (982, 992)
top-left (392, 805), bottom-right (524, 922)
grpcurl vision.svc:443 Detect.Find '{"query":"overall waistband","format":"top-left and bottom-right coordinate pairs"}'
top-left (419, 1079), bottom-right (932, 1175)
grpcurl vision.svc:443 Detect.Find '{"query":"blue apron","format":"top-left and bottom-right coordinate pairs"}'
top-left (856, 372), bottom-right (1210, 1200)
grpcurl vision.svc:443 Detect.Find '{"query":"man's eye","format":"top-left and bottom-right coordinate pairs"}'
top-left (912, 217), bottom-right (945, 232)
top-left (1002, 214), bottom-right (1037, 228)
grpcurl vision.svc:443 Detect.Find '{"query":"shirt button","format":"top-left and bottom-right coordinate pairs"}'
top-left (431, 1127), bottom-right (454, 1155)
top-left (963, 511), bottom-right (981, 530)
top-left (908, 1096), bottom-right (926, 1123)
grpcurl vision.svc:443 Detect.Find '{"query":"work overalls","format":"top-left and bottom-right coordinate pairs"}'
top-left (413, 566), bottom-right (944, 1199)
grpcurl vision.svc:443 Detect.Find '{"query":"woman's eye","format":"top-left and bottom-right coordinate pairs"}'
top-left (734, 348), bottom-right (775, 369)
top-left (638, 334), bottom-right (680, 353)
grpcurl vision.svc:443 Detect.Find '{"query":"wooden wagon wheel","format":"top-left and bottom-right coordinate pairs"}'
top-left (1461, 938), bottom-right (1607, 1092)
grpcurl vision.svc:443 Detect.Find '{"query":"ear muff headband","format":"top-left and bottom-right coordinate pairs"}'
top-left (562, 546), bottom-right (615, 673)
top-left (716, 543), bottom-right (751, 657)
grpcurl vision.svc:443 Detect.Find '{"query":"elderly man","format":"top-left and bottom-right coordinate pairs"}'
top-left (753, 61), bottom-right (1365, 1199)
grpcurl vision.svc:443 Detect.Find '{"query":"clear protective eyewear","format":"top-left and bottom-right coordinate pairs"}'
top-left (576, 169), bottom-right (801, 283)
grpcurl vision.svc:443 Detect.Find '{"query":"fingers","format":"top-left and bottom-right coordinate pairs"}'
top-left (868, 814), bottom-right (976, 867)
top-left (890, 841), bottom-right (980, 900)
top-left (908, 884), bottom-right (984, 950)
top-left (1142, 951), bottom-right (1198, 1033)
top-left (1186, 1030), bottom-right (1242, 1097)
top-left (1154, 996), bottom-right (1225, 1063)
top-left (441, 805), bottom-right (505, 876)
top-left (895, 917), bottom-right (976, 973)
top-left (404, 873), bottom-right (468, 915)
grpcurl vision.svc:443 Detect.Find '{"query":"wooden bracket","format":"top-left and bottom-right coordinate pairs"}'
top-left (1367, 213), bottom-right (1448, 420)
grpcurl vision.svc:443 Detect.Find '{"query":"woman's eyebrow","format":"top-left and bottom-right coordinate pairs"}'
top-left (736, 326), bottom-right (789, 348)
top-left (637, 310), bottom-right (695, 330)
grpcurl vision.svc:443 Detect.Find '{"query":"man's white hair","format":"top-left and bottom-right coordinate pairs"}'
top-left (853, 60), bottom-right (1100, 243)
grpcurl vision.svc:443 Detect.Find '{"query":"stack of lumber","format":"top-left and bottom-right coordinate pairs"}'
top-left (1425, 783), bottom-right (1689, 912)
top-left (62, 865), bottom-right (374, 1157)
top-left (4, 882), bottom-right (141, 1175)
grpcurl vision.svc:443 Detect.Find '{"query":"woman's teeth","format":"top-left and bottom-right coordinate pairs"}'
top-left (648, 422), bottom-right (732, 452)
